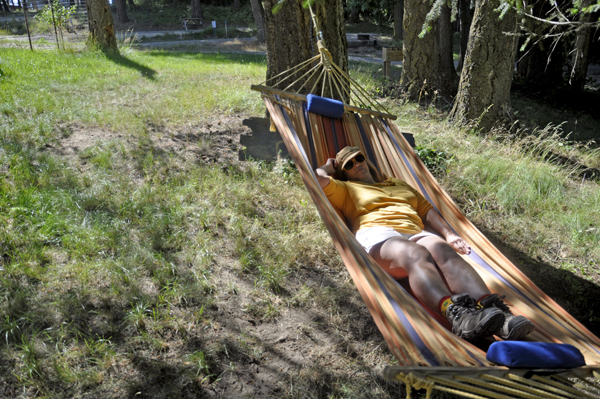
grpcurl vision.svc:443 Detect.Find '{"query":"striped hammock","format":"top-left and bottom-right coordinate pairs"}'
top-left (251, 84), bottom-right (600, 399)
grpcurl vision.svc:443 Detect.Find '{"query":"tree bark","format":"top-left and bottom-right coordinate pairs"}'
top-left (457, 0), bottom-right (472, 71)
top-left (249, 0), bottom-right (266, 43)
top-left (127, 0), bottom-right (135, 10)
top-left (190, 0), bottom-right (203, 20)
top-left (569, 1), bottom-right (593, 91)
top-left (87, 0), bottom-right (119, 54)
top-left (233, 0), bottom-right (240, 10)
top-left (116, 0), bottom-right (129, 23)
top-left (263, 0), bottom-right (348, 101)
top-left (449, 0), bottom-right (518, 131)
top-left (400, 0), bottom-right (458, 101)
top-left (393, 0), bottom-right (403, 41)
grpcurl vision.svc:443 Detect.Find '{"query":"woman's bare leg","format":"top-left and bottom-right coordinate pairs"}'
top-left (370, 237), bottom-right (452, 312)
top-left (414, 235), bottom-right (490, 301)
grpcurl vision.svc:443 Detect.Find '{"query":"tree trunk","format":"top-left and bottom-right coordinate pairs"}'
top-left (249, 0), bottom-right (265, 43)
top-left (190, 0), bottom-right (202, 20)
top-left (393, 0), bottom-right (403, 41)
top-left (127, 0), bottom-right (135, 10)
top-left (449, 0), bottom-right (518, 131)
top-left (400, 0), bottom-right (458, 101)
top-left (87, 0), bottom-right (119, 54)
top-left (438, 5), bottom-right (456, 88)
top-left (233, 0), bottom-right (240, 10)
top-left (569, 1), bottom-right (593, 91)
top-left (116, 0), bottom-right (129, 23)
top-left (0, 0), bottom-right (10, 13)
top-left (263, 0), bottom-right (348, 101)
top-left (457, 0), bottom-right (472, 71)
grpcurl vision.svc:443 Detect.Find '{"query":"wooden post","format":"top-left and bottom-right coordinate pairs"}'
top-left (382, 47), bottom-right (403, 78)
top-left (22, 0), bottom-right (33, 51)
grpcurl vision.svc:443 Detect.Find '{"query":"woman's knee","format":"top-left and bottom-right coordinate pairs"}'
top-left (378, 238), bottom-right (434, 269)
top-left (424, 239), bottom-right (462, 264)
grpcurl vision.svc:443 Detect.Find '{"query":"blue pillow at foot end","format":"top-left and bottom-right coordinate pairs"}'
top-left (487, 341), bottom-right (586, 368)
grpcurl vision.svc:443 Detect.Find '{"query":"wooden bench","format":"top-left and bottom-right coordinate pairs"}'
top-left (383, 47), bottom-right (403, 77)
top-left (181, 18), bottom-right (203, 30)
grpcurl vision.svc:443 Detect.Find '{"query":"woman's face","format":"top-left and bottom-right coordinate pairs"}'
top-left (343, 154), bottom-right (372, 181)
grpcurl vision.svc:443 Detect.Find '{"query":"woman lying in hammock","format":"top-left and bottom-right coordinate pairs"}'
top-left (316, 146), bottom-right (535, 343)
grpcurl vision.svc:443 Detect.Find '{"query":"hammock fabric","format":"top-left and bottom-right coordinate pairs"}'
top-left (251, 85), bottom-right (600, 398)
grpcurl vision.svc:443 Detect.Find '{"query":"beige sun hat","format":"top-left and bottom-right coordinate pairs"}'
top-left (335, 146), bottom-right (364, 170)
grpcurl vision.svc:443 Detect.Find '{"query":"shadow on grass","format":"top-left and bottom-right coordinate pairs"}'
top-left (105, 52), bottom-right (157, 79)
top-left (478, 225), bottom-right (600, 337)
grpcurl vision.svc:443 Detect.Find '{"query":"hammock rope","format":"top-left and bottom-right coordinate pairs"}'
top-left (252, 20), bottom-right (600, 398)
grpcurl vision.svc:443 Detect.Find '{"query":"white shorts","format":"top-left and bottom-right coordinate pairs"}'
top-left (355, 226), bottom-right (440, 254)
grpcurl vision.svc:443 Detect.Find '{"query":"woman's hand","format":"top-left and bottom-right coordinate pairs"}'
top-left (446, 233), bottom-right (471, 255)
top-left (315, 158), bottom-right (338, 188)
top-left (320, 158), bottom-right (337, 176)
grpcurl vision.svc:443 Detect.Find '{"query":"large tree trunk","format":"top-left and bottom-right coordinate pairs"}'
top-left (249, 0), bottom-right (266, 43)
top-left (457, 0), bottom-right (472, 71)
top-left (87, 0), bottom-right (119, 54)
top-left (400, 0), bottom-right (458, 100)
top-left (115, 0), bottom-right (129, 23)
top-left (190, 0), bottom-right (203, 20)
top-left (263, 0), bottom-right (348, 101)
top-left (449, 0), bottom-right (518, 131)
top-left (569, 1), bottom-right (593, 91)
top-left (393, 0), bottom-right (404, 41)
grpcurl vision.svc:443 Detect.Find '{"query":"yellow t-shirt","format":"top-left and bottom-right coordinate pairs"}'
top-left (322, 177), bottom-right (433, 234)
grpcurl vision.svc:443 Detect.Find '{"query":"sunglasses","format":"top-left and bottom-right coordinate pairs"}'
top-left (343, 154), bottom-right (366, 171)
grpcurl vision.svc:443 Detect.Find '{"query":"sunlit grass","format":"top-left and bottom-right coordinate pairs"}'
top-left (0, 48), bottom-right (266, 144)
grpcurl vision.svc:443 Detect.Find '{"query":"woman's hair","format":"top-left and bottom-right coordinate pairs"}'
top-left (338, 157), bottom-right (387, 183)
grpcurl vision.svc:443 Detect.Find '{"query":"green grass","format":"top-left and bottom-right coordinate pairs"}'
top-left (1, 45), bottom-right (600, 398)
top-left (0, 48), bottom-right (266, 143)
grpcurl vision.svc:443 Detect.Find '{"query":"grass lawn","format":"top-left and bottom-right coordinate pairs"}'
top-left (1, 46), bottom-right (600, 398)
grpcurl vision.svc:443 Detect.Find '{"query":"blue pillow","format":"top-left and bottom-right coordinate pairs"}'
top-left (487, 341), bottom-right (586, 368)
top-left (306, 94), bottom-right (345, 119)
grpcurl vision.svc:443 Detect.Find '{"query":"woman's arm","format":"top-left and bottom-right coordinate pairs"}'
top-left (422, 208), bottom-right (471, 255)
top-left (315, 158), bottom-right (337, 189)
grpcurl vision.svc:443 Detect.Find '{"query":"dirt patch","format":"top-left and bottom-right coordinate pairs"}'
top-left (50, 115), bottom-right (250, 170)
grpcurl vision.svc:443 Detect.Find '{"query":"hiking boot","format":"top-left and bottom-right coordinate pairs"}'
top-left (446, 293), bottom-right (505, 342)
top-left (479, 294), bottom-right (535, 340)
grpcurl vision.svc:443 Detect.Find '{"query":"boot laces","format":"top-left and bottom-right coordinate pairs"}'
top-left (448, 296), bottom-right (478, 319)
top-left (478, 294), bottom-right (511, 312)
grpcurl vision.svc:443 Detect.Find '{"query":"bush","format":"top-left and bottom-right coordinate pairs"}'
top-left (414, 145), bottom-right (453, 175)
